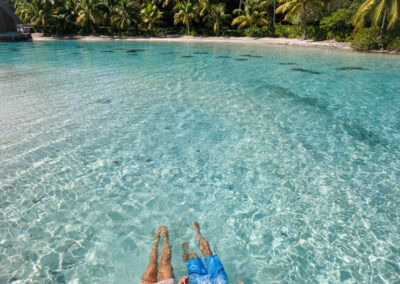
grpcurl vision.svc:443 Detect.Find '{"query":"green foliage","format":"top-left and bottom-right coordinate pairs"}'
top-left (111, 0), bottom-right (139, 31)
top-left (232, 0), bottom-right (270, 37)
top-left (244, 25), bottom-right (274, 36)
top-left (75, 0), bottom-right (106, 32)
top-left (273, 23), bottom-right (300, 38)
top-left (174, 0), bottom-right (197, 35)
top-left (320, 8), bottom-right (352, 29)
top-left (204, 3), bottom-right (230, 36)
top-left (305, 25), bottom-right (326, 40)
top-left (273, 23), bottom-right (326, 39)
top-left (320, 8), bottom-right (353, 40)
top-left (387, 36), bottom-right (400, 51)
top-left (350, 26), bottom-right (381, 50)
top-left (15, 0), bottom-right (57, 34)
top-left (140, 1), bottom-right (163, 33)
top-left (276, 0), bottom-right (325, 38)
top-left (353, 0), bottom-right (399, 33)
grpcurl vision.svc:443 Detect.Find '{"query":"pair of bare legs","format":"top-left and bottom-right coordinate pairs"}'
top-left (182, 222), bottom-right (213, 262)
top-left (184, 222), bottom-right (244, 284)
top-left (141, 226), bottom-right (174, 284)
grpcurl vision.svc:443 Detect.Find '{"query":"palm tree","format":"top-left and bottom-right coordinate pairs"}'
top-left (75, 0), bottom-right (106, 32)
top-left (276, 0), bottom-right (324, 39)
top-left (198, 0), bottom-right (210, 17)
top-left (53, 0), bottom-right (77, 31)
top-left (111, 0), bottom-right (137, 31)
top-left (205, 3), bottom-right (230, 36)
top-left (140, 1), bottom-right (163, 33)
top-left (232, 0), bottom-right (269, 36)
top-left (15, 0), bottom-right (55, 31)
top-left (174, 0), bottom-right (197, 35)
top-left (353, 0), bottom-right (399, 36)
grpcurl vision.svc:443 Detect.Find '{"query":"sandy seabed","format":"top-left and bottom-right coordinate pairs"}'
top-left (31, 33), bottom-right (352, 50)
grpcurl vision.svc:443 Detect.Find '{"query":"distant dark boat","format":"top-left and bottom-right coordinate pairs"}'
top-left (0, 0), bottom-right (32, 41)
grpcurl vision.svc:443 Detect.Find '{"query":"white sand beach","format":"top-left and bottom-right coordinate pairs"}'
top-left (31, 33), bottom-right (352, 50)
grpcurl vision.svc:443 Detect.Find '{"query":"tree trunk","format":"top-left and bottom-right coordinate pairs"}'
top-left (187, 23), bottom-right (190, 35)
top-left (273, 0), bottom-right (276, 26)
top-left (239, 0), bottom-right (242, 10)
top-left (302, 4), bottom-right (307, 39)
top-left (380, 6), bottom-right (387, 37)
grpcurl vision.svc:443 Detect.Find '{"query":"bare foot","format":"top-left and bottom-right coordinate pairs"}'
top-left (182, 241), bottom-right (189, 254)
top-left (155, 226), bottom-right (165, 241)
top-left (159, 225), bottom-right (168, 240)
top-left (192, 221), bottom-right (201, 236)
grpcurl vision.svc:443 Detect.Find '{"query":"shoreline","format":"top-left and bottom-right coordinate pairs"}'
top-left (30, 34), bottom-right (400, 55)
top-left (31, 33), bottom-right (352, 51)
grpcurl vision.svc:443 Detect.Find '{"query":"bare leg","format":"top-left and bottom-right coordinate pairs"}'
top-left (193, 222), bottom-right (212, 258)
top-left (158, 226), bottom-right (174, 281)
top-left (141, 227), bottom-right (161, 284)
top-left (182, 241), bottom-right (199, 262)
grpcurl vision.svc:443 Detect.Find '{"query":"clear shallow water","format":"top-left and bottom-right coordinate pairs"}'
top-left (0, 40), bottom-right (400, 283)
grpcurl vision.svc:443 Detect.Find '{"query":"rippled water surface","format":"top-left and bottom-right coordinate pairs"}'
top-left (1, 41), bottom-right (400, 283)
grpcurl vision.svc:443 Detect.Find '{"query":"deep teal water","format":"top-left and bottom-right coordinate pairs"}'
top-left (0, 40), bottom-right (400, 283)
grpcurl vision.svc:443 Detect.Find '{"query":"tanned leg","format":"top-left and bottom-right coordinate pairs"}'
top-left (182, 241), bottom-right (199, 262)
top-left (193, 222), bottom-right (212, 258)
top-left (141, 227), bottom-right (161, 284)
top-left (158, 226), bottom-right (175, 281)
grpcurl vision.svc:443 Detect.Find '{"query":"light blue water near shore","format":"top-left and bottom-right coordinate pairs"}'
top-left (0, 40), bottom-right (400, 283)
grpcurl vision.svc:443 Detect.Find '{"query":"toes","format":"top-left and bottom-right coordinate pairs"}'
top-left (192, 221), bottom-right (200, 232)
top-left (182, 241), bottom-right (189, 251)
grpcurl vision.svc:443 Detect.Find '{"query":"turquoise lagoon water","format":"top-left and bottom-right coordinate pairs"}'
top-left (0, 40), bottom-right (400, 283)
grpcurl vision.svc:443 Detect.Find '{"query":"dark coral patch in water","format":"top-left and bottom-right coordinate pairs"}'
top-left (240, 54), bottom-right (252, 57)
top-left (235, 58), bottom-right (248, 61)
top-left (101, 50), bottom-right (114, 53)
top-left (126, 49), bottom-right (145, 53)
top-left (182, 55), bottom-right (193, 58)
top-left (217, 56), bottom-right (231, 58)
top-left (75, 46), bottom-right (84, 49)
top-left (343, 122), bottom-right (387, 147)
top-left (71, 52), bottom-right (80, 55)
top-left (336, 66), bottom-right (368, 71)
top-left (291, 68), bottom-right (321, 74)
top-left (9, 48), bottom-right (20, 52)
top-left (280, 62), bottom-right (297, 65)
top-left (160, 52), bottom-right (175, 54)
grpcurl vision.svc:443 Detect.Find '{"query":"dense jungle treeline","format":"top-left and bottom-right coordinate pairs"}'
top-left (3, 0), bottom-right (400, 51)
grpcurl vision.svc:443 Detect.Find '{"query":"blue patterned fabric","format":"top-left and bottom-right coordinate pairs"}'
top-left (186, 255), bottom-right (228, 284)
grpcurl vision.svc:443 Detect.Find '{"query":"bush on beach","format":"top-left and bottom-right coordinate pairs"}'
top-left (350, 27), bottom-right (381, 51)
top-left (387, 37), bottom-right (400, 51)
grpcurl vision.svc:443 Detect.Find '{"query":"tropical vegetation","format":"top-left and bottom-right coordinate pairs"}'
top-left (4, 0), bottom-right (399, 51)
top-left (232, 0), bottom-right (269, 36)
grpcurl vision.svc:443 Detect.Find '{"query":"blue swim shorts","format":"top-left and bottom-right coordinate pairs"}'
top-left (186, 255), bottom-right (228, 284)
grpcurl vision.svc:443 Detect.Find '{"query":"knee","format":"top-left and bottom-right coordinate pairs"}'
top-left (189, 253), bottom-right (198, 259)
